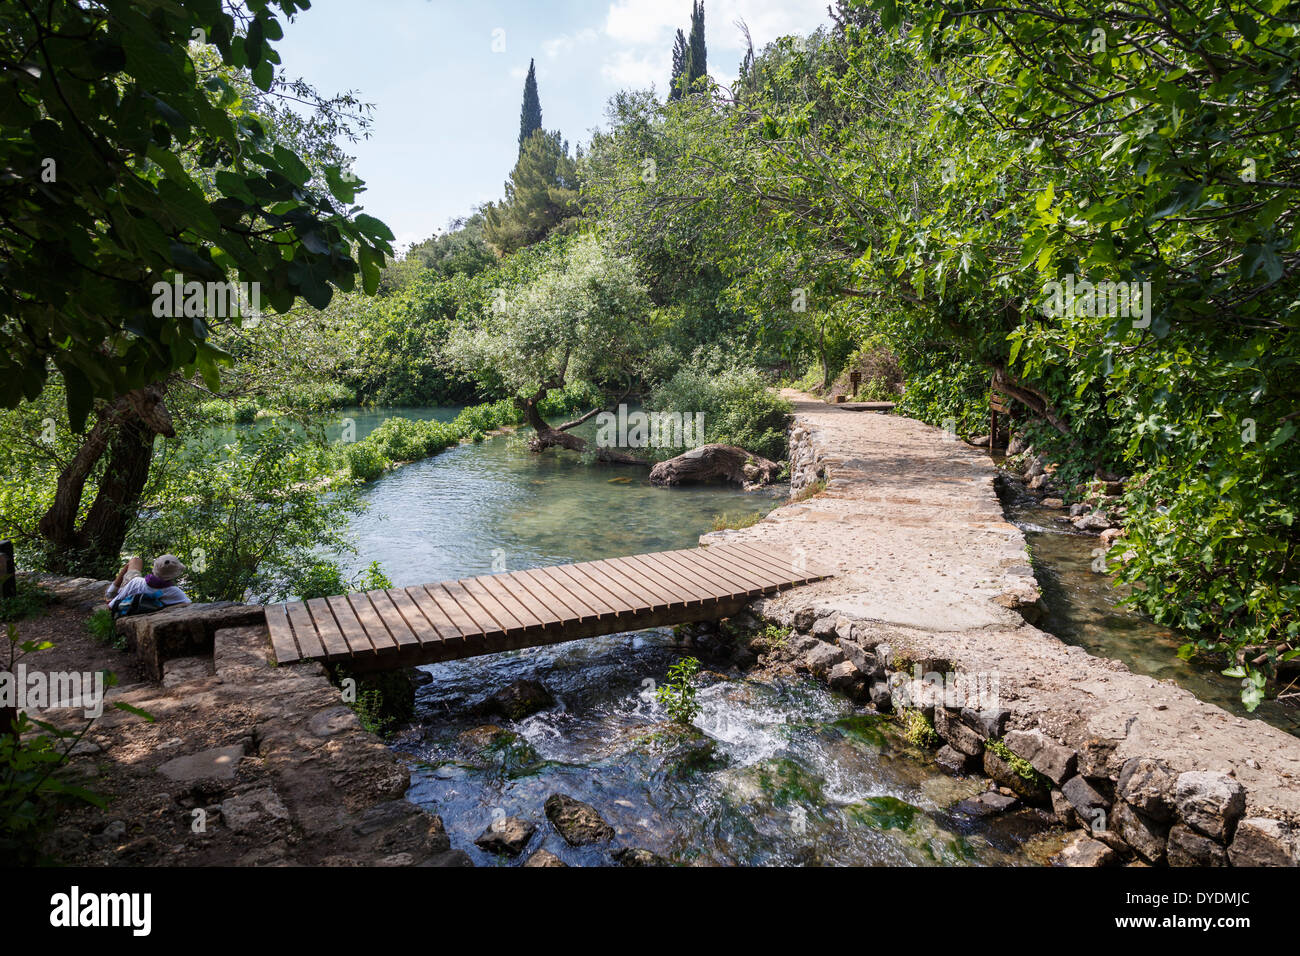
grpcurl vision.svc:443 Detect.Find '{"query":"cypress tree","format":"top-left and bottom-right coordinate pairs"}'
top-left (687, 1), bottom-right (707, 87)
top-left (518, 58), bottom-right (542, 153)
top-left (669, 29), bottom-right (688, 101)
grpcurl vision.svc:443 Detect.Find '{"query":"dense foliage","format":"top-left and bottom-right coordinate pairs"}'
top-left (0, 0), bottom-right (393, 429)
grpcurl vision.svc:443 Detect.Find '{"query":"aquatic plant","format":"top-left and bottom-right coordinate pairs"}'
top-left (656, 656), bottom-right (702, 724)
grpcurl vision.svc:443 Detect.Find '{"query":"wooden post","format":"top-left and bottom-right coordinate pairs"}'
top-left (0, 539), bottom-right (14, 600)
top-left (849, 370), bottom-right (861, 398)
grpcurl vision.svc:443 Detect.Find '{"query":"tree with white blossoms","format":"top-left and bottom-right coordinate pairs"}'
top-left (443, 235), bottom-right (651, 461)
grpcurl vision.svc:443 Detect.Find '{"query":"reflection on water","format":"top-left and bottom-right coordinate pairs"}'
top-left (340, 411), bottom-right (785, 586)
top-left (998, 477), bottom-right (1300, 737)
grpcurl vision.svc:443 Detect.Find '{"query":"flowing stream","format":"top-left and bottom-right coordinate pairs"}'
top-left (229, 406), bottom-right (1295, 863)
top-left (327, 409), bottom-right (1050, 866)
top-left (998, 477), bottom-right (1300, 738)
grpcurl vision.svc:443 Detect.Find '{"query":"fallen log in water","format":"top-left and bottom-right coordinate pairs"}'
top-left (648, 443), bottom-right (780, 489)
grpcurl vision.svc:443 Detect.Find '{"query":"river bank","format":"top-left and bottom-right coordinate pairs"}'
top-left (15, 395), bottom-right (1300, 866)
top-left (708, 391), bottom-right (1300, 865)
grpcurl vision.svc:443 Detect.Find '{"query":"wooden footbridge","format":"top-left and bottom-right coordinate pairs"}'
top-left (266, 542), bottom-right (831, 672)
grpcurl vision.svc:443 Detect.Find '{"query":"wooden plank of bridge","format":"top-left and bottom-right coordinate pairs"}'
top-left (327, 594), bottom-right (375, 659)
top-left (266, 602), bottom-right (300, 662)
top-left (672, 548), bottom-right (763, 598)
top-left (437, 579), bottom-right (507, 651)
top-left (386, 587), bottom-right (442, 647)
top-left (509, 568), bottom-right (583, 624)
top-left (551, 563), bottom-right (620, 619)
top-left (573, 558), bottom-right (656, 614)
top-left (726, 542), bottom-right (816, 581)
top-left (410, 584), bottom-right (473, 654)
top-left (525, 566), bottom-right (603, 622)
top-left (268, 545), bottom-right (833, 669)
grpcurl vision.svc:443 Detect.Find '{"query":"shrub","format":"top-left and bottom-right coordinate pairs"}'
top-left (127, 423), bottom-right (365, 604)
top-left (343, 401), bottom-right (522, 482)
top-left (648, 350), bottom-right (792, 461)
top-left (85, 608), bottom-right (121, 648)
top-left (345, 442), bottom-right (389, 482)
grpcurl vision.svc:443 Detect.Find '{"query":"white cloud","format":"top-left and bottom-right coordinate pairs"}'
top-left (599, 0), bottom-right (830, 91)
top-left (605, 0), bottom-right (828, 50)
top-left (600, 48), bottom-right (669, 89)
top-left (543, 27), bottom-right (599, 59)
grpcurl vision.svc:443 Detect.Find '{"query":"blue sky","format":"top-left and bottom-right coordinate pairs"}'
top-left (276, 0), bottom-right (833, 252)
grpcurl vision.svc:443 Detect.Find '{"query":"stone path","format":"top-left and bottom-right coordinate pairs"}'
top-left (22, 577), bottom-right (467, 866)
top-left (703, 392), bottom-right (1300, 863)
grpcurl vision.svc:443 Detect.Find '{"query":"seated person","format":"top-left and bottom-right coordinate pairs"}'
top-left (106, 554), bottom-right (192, 613)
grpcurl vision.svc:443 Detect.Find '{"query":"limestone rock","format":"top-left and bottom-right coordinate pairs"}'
top-left (984, 748), bottom-right (1049, 803)
top-left (485, 679), bottom-right (555, 721)
top-left (523, 849), bottom-right (567, 867)
top-left (1167, 823), bottom-right (1228, 866)
top-left (935, 744), bottom-right (979, 775)
top-left (1174, 771), bottom-right (1245, 842)
top-left (474, 816), bottom-right (536, 857)
top-left (837, 639), bottom-right (883, 679)
top-left (811, 616), bottom-right (839, 640)
top-left (221, 787), bottom-right (290, 833)
top-left (1227, 818), bottom-right (1300, 867)
top-left (612, 846), bottom-right (669, 866)
top-left (805, 641), bottom-right (845, 678)
top-left (934, 708), bottom-right (985, 758)
top-left (956, 791), bottom-right (1019, 817)
top-left (827, 659), bottom-right (864, 697)
top-left (1116, 757), bottom-right (1176, 822)
top-left (156, 744), bottom-right (245, 784)
top-left (544, 793), bottom-right (614, 846)
top-left (1053, 831), bottom-right (1116, 867)
top-left (1113, 801), bottom-right (1169, 865)
top-left (1061, 775), bottom-right (1110, 824)
top-left (1003, 729), bottom-right (1077, 785)
top-left (1072, 512), bottom-right (1113, 533)
top-left (960, 705), bottom-right (1010, 740)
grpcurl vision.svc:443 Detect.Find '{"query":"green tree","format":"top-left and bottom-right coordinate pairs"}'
top-left (443, 235), bottom-right (651, 459)
top-left (669, 29), bottom-right (689, 101)
top-left (687, 1), bottom-right (707, 88)
top-left (483, 130), bottom-right (581, 254)
top-left (0, 0), bottom-right (393, 426)
top-left (518, 58), bottom-right (543, 152)
top-left (0, 1), bottom-right (393, 575)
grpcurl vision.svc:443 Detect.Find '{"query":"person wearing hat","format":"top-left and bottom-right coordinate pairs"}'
top-left (106, 554), bottom-right (192, 612)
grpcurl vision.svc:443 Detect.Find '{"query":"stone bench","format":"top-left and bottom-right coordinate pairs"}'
top-left (115, 602), bottom-right (266, 681)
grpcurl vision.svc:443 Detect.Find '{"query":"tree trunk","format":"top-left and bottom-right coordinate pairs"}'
top-left (38, 384), bottom-right (175, 577)
top-left (649, 444), bottom-right (781, 489)
top-left (519, 392), bottom-right (647, 465)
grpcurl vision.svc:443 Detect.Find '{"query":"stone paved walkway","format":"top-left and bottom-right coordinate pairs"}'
top-left (704, 393), bottom-right (1300, 842)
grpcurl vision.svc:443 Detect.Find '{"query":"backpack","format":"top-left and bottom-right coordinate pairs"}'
top-left (113, 588), bottom-right (168, 618)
